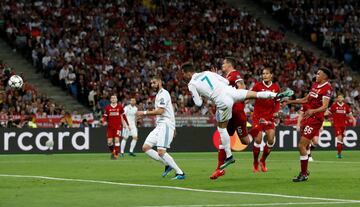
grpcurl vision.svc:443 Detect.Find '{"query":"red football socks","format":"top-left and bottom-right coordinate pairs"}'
top-left (300, 156), bottom-right (308, 176)
top-left (216, 149), bottom-right (226, 170)
top-left (253, 146), bottom-right (260, 164)
top-left (260, 145), bottom-right (272, 162)
top-left (114, 146), bottom-right (120, 156)
top-left (108, 145), bottom-right (114, 153)
top-left (337, 143), bottom-right (343, 155)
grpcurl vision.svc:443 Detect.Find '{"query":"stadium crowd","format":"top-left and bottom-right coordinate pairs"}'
top-left (0, 60), bottom-right (71, 127)
top-left (0, 0), bottom-right (359, 126)
top-left (270, 0), bottom-right (360, 70)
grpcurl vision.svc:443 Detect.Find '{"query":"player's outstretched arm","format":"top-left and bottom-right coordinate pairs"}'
top-left (188, 84), bottom-right (203, 107)
top-left (285, 94), bottom-right (309, 105)
top-left (296, 111), bottom-right (303, 131)
top-left (136, 107), bottom-right (165, 116)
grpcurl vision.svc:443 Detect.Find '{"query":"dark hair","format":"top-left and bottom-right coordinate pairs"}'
top-left (224, 57), bottom-right (236, 68)
top-left (318, 67), bottom-right (333, 79)
top-left (181, 62), bottom-right (195, 73)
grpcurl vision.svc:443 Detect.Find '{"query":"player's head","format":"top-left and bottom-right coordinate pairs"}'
top-left (337, 94), bottom-right (344, 103)
top-left (151, 75), bottom-right (162, 91)
top-left (110, 95), bottom-right (118, 104)
top-left (130, 98), bottom-right (136, 106)
top-left (222, 57), bottom-right (236, 74)
top-left (181, 62), bottom-right (196, 81)
top-left (316, 67), bottom-right (333, 83)
top-left (262, 67), bottom-right (273, 83)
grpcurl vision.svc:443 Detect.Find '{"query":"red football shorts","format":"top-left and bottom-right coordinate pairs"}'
top-left (300, 117), bottom-right (322, 140)
top-left (252, 115), bottom-right (275, 132)
top-left (227, 108), bottom-right (248, 138)
top-left (334, 126), bottom-right (346, 137)
top-left (107, 126), bottom-right (121, 139)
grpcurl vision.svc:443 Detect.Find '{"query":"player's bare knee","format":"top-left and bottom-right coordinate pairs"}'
top-left (312, 138), bottom-right (319, 146)
top-left (217, 121), bottom-right (228, 128)
top-left (157, 149), bottom-right (166, 157)
top-left (107, 140), bottom-right (113, 146)
top-left (254, 136), bottom-right (262, 144)
top-left (114, 138), bottom-right (120, 144)
top-left (142, 144), bottom-right (151, 152)
top-left (240, 136), bottom-right (250, 145)
top-left (267, 137), bottom-right (275, 146)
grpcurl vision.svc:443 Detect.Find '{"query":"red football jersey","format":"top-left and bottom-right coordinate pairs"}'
top-left (329, 102), bottom-right (351, 127)
top-left (252, 81), bottom-right (280, 120)
top-left (306, 82), bottom-right (332, 122)
top-left (103, 103), bottom-right (125, 129)
top-left (300, 103), bottom-right (309, 112)
top-left (226, 70), bottom-right (245, 110)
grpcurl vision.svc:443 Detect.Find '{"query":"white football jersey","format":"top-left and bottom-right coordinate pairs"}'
top-left (155, 88), bottom-right (175, 128)
top-left (124, 104), bottom-right (138, 126)
top-left (188, 71), bottom-right (230, 105)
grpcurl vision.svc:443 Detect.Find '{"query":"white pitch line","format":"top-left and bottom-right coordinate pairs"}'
top-left (139, 201), bottom-right (360, 207)
top-left (1, 174), bottom-right (360, 204)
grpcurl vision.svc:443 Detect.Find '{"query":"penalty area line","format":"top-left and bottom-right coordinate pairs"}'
top-left (0, 174), bottom-right (360, 204)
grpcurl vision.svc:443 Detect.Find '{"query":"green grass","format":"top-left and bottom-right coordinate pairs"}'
top-left (1, 151), bottom-right (360, 207)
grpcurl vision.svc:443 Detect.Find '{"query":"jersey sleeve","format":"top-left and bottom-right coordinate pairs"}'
top-left (102, 106), bottom-right (109, 121)
top-left (234, 72), bottom-right (243, 83)
top-left (188, 83), bottom-right (203, 107)
top-left (157, 92), bottom-right (169, 109)
top-left (329, 104), bottom-right (335, 114)
top-left (346, 104), bottom-right (352, 115)
top-left (323, 86), bottom-right (332, 99)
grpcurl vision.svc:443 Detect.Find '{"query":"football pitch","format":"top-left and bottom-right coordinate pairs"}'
top-left (1, 151), bottom-right (360, 207)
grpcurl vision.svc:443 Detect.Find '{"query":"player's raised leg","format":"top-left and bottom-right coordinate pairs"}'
top-left (216, 108), bottom-right (236, 170)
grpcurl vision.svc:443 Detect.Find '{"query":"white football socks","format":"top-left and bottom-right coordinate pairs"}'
top-left (130, 139), bottom-right (137, 153)
top-left (120, 139), bottom-right (127, 154)
top-left (256, 91), bottom-right (277, 99)
top-left (218, 127), bottom-right (232, 158)
top-left (161, 153), bottom-right (183, 175)
top-left (145, 149), bottom-right (167, 165)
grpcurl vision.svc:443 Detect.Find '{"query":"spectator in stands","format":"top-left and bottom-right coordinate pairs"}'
top-left (80, 119), bottom-right (90, 128)
top-left (0, 0), bottom-right (359, 126)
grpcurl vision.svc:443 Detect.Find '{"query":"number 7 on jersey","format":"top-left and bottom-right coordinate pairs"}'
top-left (201, 76), bottom-right (214, 90)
